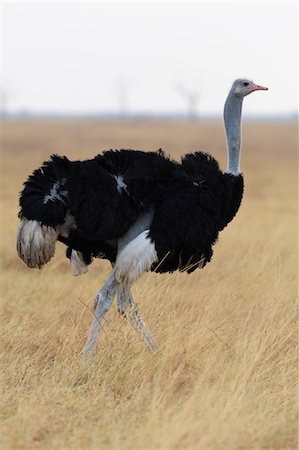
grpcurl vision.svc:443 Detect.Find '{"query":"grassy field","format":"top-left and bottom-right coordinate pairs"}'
top-left (0, 119), bottom-right (297, 450)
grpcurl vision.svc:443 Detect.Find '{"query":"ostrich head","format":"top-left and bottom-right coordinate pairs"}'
top-left (231, 79), bottom-right (268, 98)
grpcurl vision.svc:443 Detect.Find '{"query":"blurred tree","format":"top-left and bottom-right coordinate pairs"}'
top-left (176, 84), bottom-right (200, 120)
top-left (115, 79), bottom-right (131, 117)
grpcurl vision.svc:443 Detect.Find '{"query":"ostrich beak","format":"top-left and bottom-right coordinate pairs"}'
top-left (251, 83), bottom-right (268, 92)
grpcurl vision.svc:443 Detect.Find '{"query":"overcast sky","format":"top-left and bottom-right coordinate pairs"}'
top-left (2, 1), bottom-right (298, 116)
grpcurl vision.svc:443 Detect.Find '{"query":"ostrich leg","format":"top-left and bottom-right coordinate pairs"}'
top-left (117, 285), bottom-right (159, 351)
top-left (82, 272), bottom-right (119, 356)
top-left (83, 210), bottom-right (157, 357)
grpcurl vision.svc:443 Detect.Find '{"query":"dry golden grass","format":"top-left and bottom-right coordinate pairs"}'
top-left (0, 119), bottom-right (297, 450)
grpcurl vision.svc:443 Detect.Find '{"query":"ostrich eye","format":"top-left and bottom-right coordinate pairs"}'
top-left (243, 82), bottom-right (249, 87)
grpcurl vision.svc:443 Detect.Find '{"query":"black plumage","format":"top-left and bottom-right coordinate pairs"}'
top-left (19, 148), bottom-right (244, 274)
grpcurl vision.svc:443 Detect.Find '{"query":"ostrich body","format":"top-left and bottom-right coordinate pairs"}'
top-left (17, 79), bottom-right (267, 355)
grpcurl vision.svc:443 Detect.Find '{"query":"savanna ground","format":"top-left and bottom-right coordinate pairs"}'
top-left (0, 119), bottom-right (297, 450)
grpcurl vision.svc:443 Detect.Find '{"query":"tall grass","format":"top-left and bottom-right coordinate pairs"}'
top-left (1, 119), bottom-right (297, 449)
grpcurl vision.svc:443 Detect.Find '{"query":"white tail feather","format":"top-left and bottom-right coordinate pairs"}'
top-left (16, 219), bottom-right (58, 268)
top-left (70, 250), bottom-right (88, 276)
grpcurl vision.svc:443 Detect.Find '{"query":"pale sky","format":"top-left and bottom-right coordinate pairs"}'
top-left (2, 1), bottom-right (298, 116)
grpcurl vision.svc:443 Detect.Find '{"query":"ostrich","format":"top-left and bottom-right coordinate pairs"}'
top-left (17, 79), bottom-right (268, 355)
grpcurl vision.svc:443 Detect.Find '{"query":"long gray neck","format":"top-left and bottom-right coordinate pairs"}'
top-left (224, 93), bottom-right (243, 175)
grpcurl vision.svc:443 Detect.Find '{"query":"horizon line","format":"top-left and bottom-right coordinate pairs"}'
top-left (1, 111), bottom-right (298, 121)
